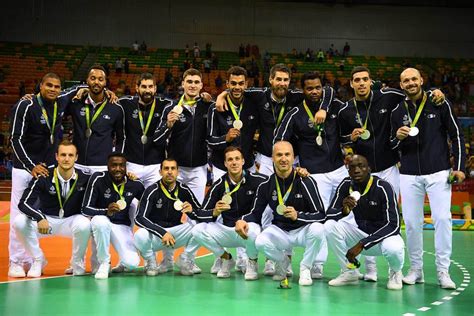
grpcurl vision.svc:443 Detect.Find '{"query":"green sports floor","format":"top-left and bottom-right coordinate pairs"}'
top-left (1, 230), bottom-right (473, 316)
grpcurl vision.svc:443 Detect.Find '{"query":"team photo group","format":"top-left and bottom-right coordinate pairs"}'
top-left (7, 61), bottom-right (465, 292)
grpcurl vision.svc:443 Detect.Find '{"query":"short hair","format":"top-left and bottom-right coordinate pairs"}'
top-left (160, 158), bottom-right (178, 169)
top-left (300, 71), bottom-right (322, 88)
top-left (224, 146), bottom-right (244, 158)
top-left (107, 152), bottom-right (127, 162)
top-left (270, 63), bottom-right (290, 79)
top-left (56, 139), bottom-right (77, 153)
top-left (350, 66), bottom-right (370, 80)
top-left (227, 66), bottom-right (247, 80)
top-left (136, 72), bottom-right (156, 86)
top-left (41, 73), bottom-right (61, 84)
top-left (88, 64), bottom-right (107, 78)
top-left (182, 68), bottom-right (202, 80)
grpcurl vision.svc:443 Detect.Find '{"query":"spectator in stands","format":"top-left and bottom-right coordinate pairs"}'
top-left (124, 59), bottom-right (130, 74)
top-left (291, 48), bottom-right (298, 58)
top-left (215, 74), bottom-right (223, 89)
top-left (185, 44), bottom-right (190, 58)
top-left (183, 59), bottom-right (191, 72)
top-left (339, 59), bottom-right (345, 71)
top-left (193, 42), bottom-right (200, 58)
top-left (206, 43), bottom-right (212, 58)
top-left (203, 58), bottom-right (211, 73)
top-left (245, 44), bottom-right (251, 57)
top-left (239, 44), bottom-right (245, 58)
top-left (343, 42), bottom-right (350, 57)
top-left (115, 58), bottom-right (123, 74)
top-left (305, 48), bottom-right (314, 62)
top-left (18, 81), bottom-right (26, 98)
top-left (317, 49), bottom-right (324, 63)
top-left (164, 69), bottom-right (173, 85)
top-left (132, 41), bottom-right (139, 55)
top-left (211, 53), bottom-right (219, 70)
top-left (140, 41), bottom-right (147, 55)
top-left (328, 44), bottom-right (335, 58)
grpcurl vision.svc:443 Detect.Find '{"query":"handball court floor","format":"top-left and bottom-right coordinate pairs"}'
top-left (0, 221), bottom-right (473, 316)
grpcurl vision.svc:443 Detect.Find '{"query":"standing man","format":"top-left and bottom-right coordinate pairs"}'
top-left (207, 66), bottom-right (259, 180)
top-left (66, 65), bottom-right (125, 175)
top-left (236, 141), bottom-right (326, 286)
top-left (391, 68), bottom-right (465, 289)
top-left (325, 155), bottom-right (404, 290)
top-left (274, 71), bottom-right (347, 279)
top-left (134, 158), bottom-right (209, 276)
top-left (192, 146), bottom-right (267, 280)
top-left (8, 73), bottom-right (80, 277)
top-left (82, 153), bottom-right (145, 279)
top-left (13, 141), bottom-right (91, 277)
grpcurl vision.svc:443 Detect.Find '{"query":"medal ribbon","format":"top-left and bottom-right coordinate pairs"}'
top-left (53, 168), bottom-right (78, 211)
top-left (349, 176), bottom-right (374, 197)
top-left (112, 181), bottom-right (125, 201)
top-left (404, 92), bottom-right (427, 128)
top-left (159, 181), bottom-right (179, 201)
top-left (303, 100), bottom-right (324, 135)
top-left (353, 92), bottom-right (373, 130)
top-left (272, 102), bottom-right (286, 128)
top-left (138, 99), bottom-right (156, 136)
top-left (275, 171), bottom-right (297, 205)
top-left (36, 94), bottom-right (57, 142)
top-left (85, 98), bottom-right (108, 132)
top-left (177, 94), bottom-right (197, 107)
top-left (227, 95), bottom-right (243, 122)
top-left (224, 172), bottom-right (245, 196)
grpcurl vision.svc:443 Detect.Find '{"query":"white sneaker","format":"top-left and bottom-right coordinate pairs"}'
top-left (71, 262), bottom-right (86, 276)
top-left (94, 263), bottom-right (110, 279)
top-left (263, 259), bottom-right (275, 276)
top-left (299, 267), bottom-right (313, 286)
top-left (217, 258), bottom-right (235, 278)
top-left (245, 259), bottom-right (259, 281)
top-left (328, 270), bottom-right (360, 286)
top-left (311, 263), bottom-right (323, 279)
top-left (144, 258), bottom-right (159, 277)
top-left (387, 270), bottom-right (403, 290)
top-left (273, 256), bottom-right (290, 281)
top-left (210, 257), bottom-right (222, 274)
top-left (438, 271), bottom-right (456, 289)
top-left (27, 259), bottom-right (46, 278)
top-left (235, 258), bottom-right (247, 274)
top-left (8, 262), bottom-right (26, 278)
top-left (402, 268), bottom-right (424, 285)
top-left (157, 258), bottom-right (174, 274)
top-left (176, 254), bottom-right (194, 276)
top-left (191, 262), bottom-right (202, 274)
top-left (364, 264), bottom-right (378, 282)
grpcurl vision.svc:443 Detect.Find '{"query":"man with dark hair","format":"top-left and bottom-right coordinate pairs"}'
top-left (391, 67), bottom-right (465, 289)
top-left (325, 155), bottom-right (404, 290)
top-left (8, 73), bottom-right (82, 277)
top-left (82, 153), bottom-right (145, 279)
top-left (66, 65), bottom-right (125, 175)
top-left (274, 71), bottom-right (347, 279)
top-left (134, 158), bottom-right (208, 276)
top-left (208, 66), bottom-right (259, 181)
top-left (192, 146), bottom-right (268, 280)
top-left (13, 141), bottom-right (91, 277)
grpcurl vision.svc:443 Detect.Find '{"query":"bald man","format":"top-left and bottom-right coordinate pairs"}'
top-left (390, 67), bottom-right (465, 289)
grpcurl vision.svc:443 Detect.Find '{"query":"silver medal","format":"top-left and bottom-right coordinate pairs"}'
top-left (174, 200), bottom-right (184, 211)
top-left (316, 135), bottom-right (323, 146)
top-left (233, 119), bottom-right (243, 130)
top-left (59, 208), bottom-right (64, 219)
top-left (141, 135), bottom-right (148, 144)
top-left (172, 105), bottom-right (183, 114)
top-left (276, 204), bottom-right (286, 215)
top-left (350, 191), bottom-right (361, 202)
top-left (85, 128), bottom-right (92, 138)
top-left (116, 199), bottom-right (127, 210)
top-left (408, 127), bottom-right (419, 137)
top-left (222, 194), bottom-right (232, 205)
top-left (360, 129), bottom-right (371, 140)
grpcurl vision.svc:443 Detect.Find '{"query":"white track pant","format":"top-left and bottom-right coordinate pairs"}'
top-left (178, 165), bottom-right (207, 205)
top-left (9, 168), bottom-right (33, 264)
top-left (134, 222), bottom-right (201, 261)
top-left (192, 222), bottom-right (261, 259)
top-left (400, 169), bottom-right (452, 272)
top-left (90, 216), bottom-right (140, 269)
top-left (126, 162), bottom-right (161, 188)
top-left (373, 165), bottom-right (400, 199)
top-left (13, 213), bottom-right (91, 270)
top-left (324, 219), bottom-right (404, 272)
top-left (255, 153), bottom-right (273, 177)
top-left (255, 223), bottom-right (326, 269)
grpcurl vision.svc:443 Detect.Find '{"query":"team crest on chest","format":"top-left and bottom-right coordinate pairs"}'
top-left (156, 198), bottom-right (163, 208)
top-left (104, 188), bottom-right (111, 199)
top-left (179, 114), bottom-right (186, 123)
top-left (79, 107), bottom-right (86, 116)
top-left (272, 190), bottom-right (277, 201)
top-left (48, 185), bottom-right (56, 195)
top-left (226, 116), bottom-right (233, 126)
top-left (103, 114), bottom-right (111, 120)
top-left (402, 114), bottom-right (410, 126)
top-left (307, 118), bottom-right (314, 129)
top-left (132, 109), bottom-right (139, 119)
top-left (264, 102), bottom-right (270, 111)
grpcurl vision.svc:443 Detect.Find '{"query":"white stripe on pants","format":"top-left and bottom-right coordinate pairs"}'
top-left (9, 167), bottom-right (33, 264)
top-left (178, 165), bottom-right (207, 204)
top-left (134, 222), bottom-right (200, 260)
top-left (90, 216), bottom-right (139, 269)
top-left (400, 169), bottom-right (452, 272)
top-left (192, 222), bottom-right (261, 259)
top-left (255, 223), bottom-right (326, 269)
top-left (324, 219), bottom-right (404, 271)
top-left (373, 165), bottom-right (400, 199)
top-left (13, 213), bottom-right (91, 269)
